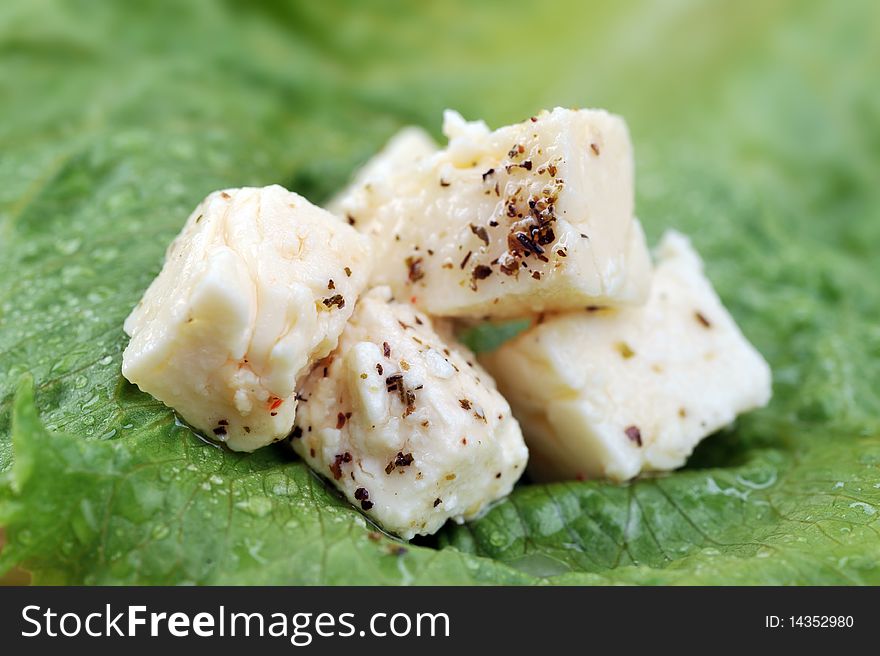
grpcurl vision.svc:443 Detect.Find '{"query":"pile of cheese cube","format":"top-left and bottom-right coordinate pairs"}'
top-left (122, 108), bottom-right (771, 539)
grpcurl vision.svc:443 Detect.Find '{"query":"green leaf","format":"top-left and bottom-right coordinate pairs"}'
top-left (0, 379), bottom-right (532, 584)
top-left (2, 0), bottom-right (879, 584)
top-left (439, 425), bottom-right (880, 584)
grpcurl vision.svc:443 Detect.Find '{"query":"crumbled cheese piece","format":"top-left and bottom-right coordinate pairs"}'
top-left (481, 231), bottom-right (772, 481)
top-left (123, 185), bottom-right (372, 451)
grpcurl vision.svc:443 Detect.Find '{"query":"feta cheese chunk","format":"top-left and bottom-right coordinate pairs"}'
top-left (480, 231), bottom-right (772, 482)
top-left (122, 185), bottom-right (372, 451)
top-left (330, 108), bottom-right (652, 318)
top-left (291, 287), bottom-right (528, 539)
top-left (327, 126), bottom-right (438, 235)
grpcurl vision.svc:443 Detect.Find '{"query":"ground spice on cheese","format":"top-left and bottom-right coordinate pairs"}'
top-left (625, 425), bottom-right (643, 446)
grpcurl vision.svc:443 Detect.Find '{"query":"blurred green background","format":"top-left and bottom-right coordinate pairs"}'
top-left (1, 0), bottom-right (879, 585)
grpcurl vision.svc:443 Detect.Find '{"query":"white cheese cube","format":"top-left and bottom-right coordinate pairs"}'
top-left (291, 286), bottom-right (528, 539)
top-left (480, 231), bottom-right (772, 482)
top-left (327, 126), bottom-right (438, 234)
top-left (122, 185), bottom-right (372, 451)
top-left (330, 108), bottom-right (652, 318)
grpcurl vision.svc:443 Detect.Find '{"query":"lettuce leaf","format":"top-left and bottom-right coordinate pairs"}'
top-left (1, 0), bottom-right (879, 584)
top-left (0, 381), bottom-right (533, 584)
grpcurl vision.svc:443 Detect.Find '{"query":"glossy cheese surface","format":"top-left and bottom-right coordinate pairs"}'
top-left (330, 108), bottom-right (651, 319)
top-left (123, 185), bottom-right (372, 451)
top-left (292, 287), bottom-right (528, 538)
top-left (481, 231), bottom-right (772, 481)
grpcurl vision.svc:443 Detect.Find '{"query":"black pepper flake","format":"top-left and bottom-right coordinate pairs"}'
top-left (482, 168), bottom-right (495, 181)
top-left (328, 279), bottom-right (335, 290)
top-left (521, 159), bottom-right (533, 171)
top-left (514, 231), bottom-right (545, 255)
top-left (395, 452), bottom-right (414, 467)
top-left (346, 214), bottom-right (357, 226)
top-left (344, 266), bottom-right (352, 277)
top-left (322, 294), bottom-right (345, 309)
top-left (470, 224), bottom-right (490, 245)
top-left (354, 487), bottom-right (370, 510)
top-left (405, 256), bottom-right (424, 282)
top-left (531, 271), bottom-right (541, 280)
top-left (361, 500), bottom-right (374, 511)
top-left (590, 143), bottom-right (600, 156)
top-left (336, 412), bottom-right (347, 429)
top-left (459, 250), bottom-right (473, 269)
top-left (695, 311), bottom-right (712, 328)
top-left (459, 398), bottom-right (472, 410)
top-left (383, 341), bottom-right (391, 358)
top-left (495, 472), bottom-right (502, 478)
top-left (625, 425), bottom-right (643, 446)
top-left (433, 498), bottom-right (442, 507)
top-left (244, 426), bottom-right (251, 433)
top-left (498, 254), bottom-right (519, 276)
top-left (329, 452), bottom-right (352, 480)
top-left (376, 363), bottom-right (384, 375)
top-left (472, 264), bottom-right (492, 280)
top-left (385, 373), bottom-right (403, 393)
top-left (212, 426), bottom-right (227, 436)
top-left (440, 179), bottom-right (450, 187)
top-left (403, 389), bottom-right (416, 417)
top-left (290, 426), bottom-right (303, 439)
top-left (385, 374), bottom-right (416, 416)
top-left (556, 248), bottom-right (567, 257)
top-left (536, 225), bottom-right (556, 245)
